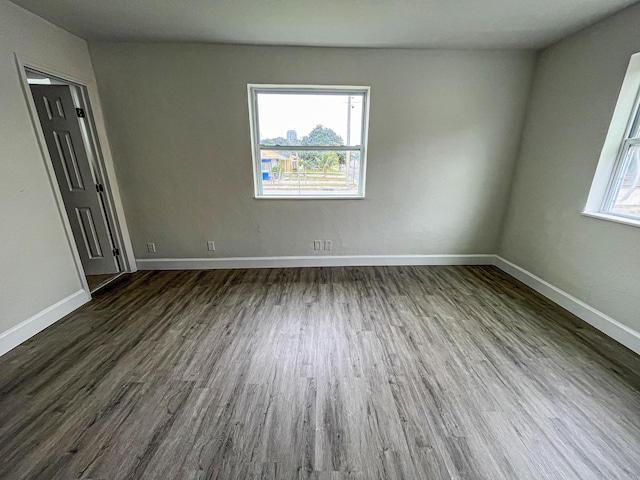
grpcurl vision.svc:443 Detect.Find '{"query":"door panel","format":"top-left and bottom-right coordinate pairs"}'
top-left (75, 207), bottom-right (104, 259)
top-left (31, 84), bottom-right (119, 276)
top-left (53, 130), bottom-right (85, 191)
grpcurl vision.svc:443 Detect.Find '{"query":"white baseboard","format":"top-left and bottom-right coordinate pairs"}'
top-left (135, 254), bottom-right (496, 270)
top-left (0, 289), bottom-right (90, 357)
top-left (494, 256), bottom-right (640, 355)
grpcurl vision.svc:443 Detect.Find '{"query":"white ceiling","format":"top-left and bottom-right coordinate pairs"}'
top-left (9, 0), bottom-right (640, 49)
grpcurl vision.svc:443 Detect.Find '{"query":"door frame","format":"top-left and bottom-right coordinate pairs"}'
top-left (15, 53), bottom-right (136, 294)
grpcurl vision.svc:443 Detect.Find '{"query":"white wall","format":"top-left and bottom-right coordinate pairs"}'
top-left (500, 3), bottom-right (640, 334)
top-left (0, 1), bottom-right (131, 341)
top-left (88, 43), bottom-right (535, 260)
top-left (0, 1), bottom-right (85, 334)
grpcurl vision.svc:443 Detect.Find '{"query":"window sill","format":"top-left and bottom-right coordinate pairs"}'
top-left (255, 195), bottom-right (365, 200)
top-left (581, 211), bottom-right (640, 228)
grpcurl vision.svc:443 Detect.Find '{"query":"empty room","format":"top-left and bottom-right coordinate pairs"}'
top-left (2, 0), bottom-right (640, 478)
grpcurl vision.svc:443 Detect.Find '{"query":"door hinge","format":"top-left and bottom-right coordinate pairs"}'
top-left (76, 108), bottom-right (85, 118)
top-left (112, 248), bottom-right (120, 257)
top-left (96, 183), bottom-right (104, 193)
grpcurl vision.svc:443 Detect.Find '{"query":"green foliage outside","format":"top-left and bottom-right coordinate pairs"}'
top-left (262, 125), bottom-right (347, 168)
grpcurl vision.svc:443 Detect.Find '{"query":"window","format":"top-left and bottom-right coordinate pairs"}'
top-left (248, 85), bottom-right (370, 198)
top-left (604, 129), bottom-right (640, 218)
top-left (585, 53), bottom-right (640, 225)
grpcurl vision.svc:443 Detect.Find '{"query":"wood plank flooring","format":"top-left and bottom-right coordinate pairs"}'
top-left (1, 266), bottom-right (639, 479)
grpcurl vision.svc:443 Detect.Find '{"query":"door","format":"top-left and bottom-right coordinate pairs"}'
top-left (30, 84), bottom-right (119, 276)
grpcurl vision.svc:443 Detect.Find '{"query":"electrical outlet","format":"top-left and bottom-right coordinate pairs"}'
top-left (323, 240), bottom-right (333, 251)
top-left (313, 240), bottom-right (322, 251)
top-left (207, 240), bottom-right (215, 251)
top-left (147, 242), bottom-right (156, 253)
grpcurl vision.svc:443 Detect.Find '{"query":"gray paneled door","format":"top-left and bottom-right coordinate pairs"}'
top-left (30, 84), bottom-right (119, 276)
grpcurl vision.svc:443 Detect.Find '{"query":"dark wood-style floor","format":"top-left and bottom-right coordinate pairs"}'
top-left (1, 266), bottom-right (639, 479)
top-left (86, 273), bottom-right (120, 292)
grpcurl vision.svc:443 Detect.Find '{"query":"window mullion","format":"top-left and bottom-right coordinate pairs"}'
top-left (258, 145), bottom-right (361, 152)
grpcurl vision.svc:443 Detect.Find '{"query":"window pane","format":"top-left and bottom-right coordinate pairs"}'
top-left (256, 92), bottom-right (364, 147)
top-left (610, 144), bottom-right (640, 217)
top-left (259, 148), bottom-right (360, 196)
top-left (630, 108), bottom-right (640, 138)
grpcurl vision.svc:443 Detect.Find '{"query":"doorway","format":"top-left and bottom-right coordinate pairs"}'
top-left (26, 69), bottom-right (124, 293)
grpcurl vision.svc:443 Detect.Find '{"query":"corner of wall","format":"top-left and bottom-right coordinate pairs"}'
top-left (495, 49), bottom-right (542, 257)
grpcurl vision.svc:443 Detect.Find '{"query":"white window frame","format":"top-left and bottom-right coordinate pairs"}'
top-left (247, 84), bottom-right (370, 199)
top-left (584, 53), bottom-right (640, 227)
